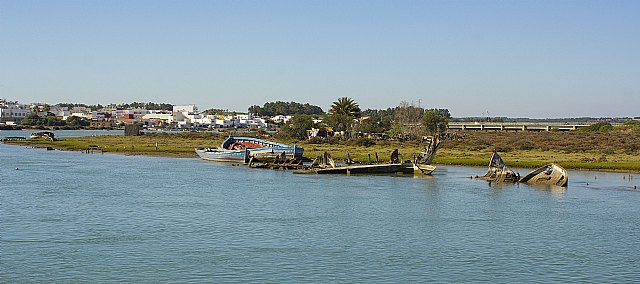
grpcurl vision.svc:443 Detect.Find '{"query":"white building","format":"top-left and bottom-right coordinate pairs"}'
top-left (49, 106), bottom-right (72, 120)
top-left (239, 117), bottom-right (268, 128)
top-left (142, 113), bottom-right (174, 126)
top-left (173, 104), bottom-right (198, 114)
top-left (171, 105), bottom-right (200, 127)
top-left (0, 100), bottom-right (31, 123)
top-left (271, 115), bottom-right (293, 124)
top-left (212, 115), bottom-right (236, 128)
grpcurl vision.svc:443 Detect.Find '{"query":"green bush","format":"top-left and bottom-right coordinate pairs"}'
top-left (579, 122), bottom-right (613, 132)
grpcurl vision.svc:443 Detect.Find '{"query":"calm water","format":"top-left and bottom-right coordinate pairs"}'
top-left (0, 129), bottom-right (124, 138)
top-left (2, 138), bottom-right (640, 282)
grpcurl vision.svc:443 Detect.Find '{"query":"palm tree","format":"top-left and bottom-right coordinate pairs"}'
top-left (329, 97), bottom-right (361, 118)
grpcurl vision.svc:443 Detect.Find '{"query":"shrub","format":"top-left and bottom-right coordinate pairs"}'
top-left (513, 140), bottom-right (535, 150)
top-left (346, 137), bottom-right (376, 147)
top-left (624, 143), bottom-right (639, 154)
top-left (579, 122), bottom-right (613, 132)
top-left (601, 148), bottom-right (615, 155)
top-left (494, 144), bottom-right (513, 152)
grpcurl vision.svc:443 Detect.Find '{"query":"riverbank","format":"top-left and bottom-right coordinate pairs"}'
top-left (6, 131), bottom-right (640, 172)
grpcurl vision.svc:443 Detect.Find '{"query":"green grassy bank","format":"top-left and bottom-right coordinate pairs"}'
top-left (7, 131), bottom-right (640, 172)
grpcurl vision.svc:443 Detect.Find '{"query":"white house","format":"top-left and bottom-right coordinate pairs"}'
top-left (239, 117), bottom-right (268, 128)
top-left (172, 104), bottom-right (202, 127)
top-left (0, 100), bottom-right (31, 123)
top-left (142, 113), bottom-right (174, 126)
top-left (49, 106), bottom-right (72, 120)
top-left (173, 104), bottom-right (198, 114)
top-left (271, 115), bottom-right (293, 124)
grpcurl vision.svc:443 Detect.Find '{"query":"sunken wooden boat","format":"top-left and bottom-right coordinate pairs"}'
top-left (195, 137), bottom-right (303, 162)
top-left (307, 163), bottom-right (415, 175)
top-left (30, 131), bottom-right (55, 141)
top-left (293, 150), bottom-right (415, 175)
top-left (412, 135), bottom-right (440, 175)
top-left (412, 163), bottom-right (437, 175)
top-left (519, 163), bottom-right (568, 187)
top-left (477, 151), bottom-right (519, 183)
top-left (295, 137), bottom-right (440, 175)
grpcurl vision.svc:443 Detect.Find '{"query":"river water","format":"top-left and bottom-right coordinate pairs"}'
top-left (1, 131), bottom-right (639, 282)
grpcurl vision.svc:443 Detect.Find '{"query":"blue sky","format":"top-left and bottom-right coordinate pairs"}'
top-left (1, 0), bottom-right (638, 118)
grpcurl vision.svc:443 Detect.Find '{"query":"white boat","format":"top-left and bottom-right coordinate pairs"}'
top-left (195, 137), bottom-right (303, 162)
top-left (519, 163), bottom-right (568, 187)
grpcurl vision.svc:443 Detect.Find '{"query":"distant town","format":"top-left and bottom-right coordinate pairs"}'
top-left (0, 99), bottom-right (275, 129)
top-left (1, 98), bottom-right (639, 136)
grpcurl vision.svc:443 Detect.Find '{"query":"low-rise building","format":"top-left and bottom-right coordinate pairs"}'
top-left (142, 113), bottom-right (174, 127)
top-left (88, 112), bottom-right (114, 128)
top-left (271, 115), bottom-right (293, 124)
top-left (0, 100), bottom-right (31, 123)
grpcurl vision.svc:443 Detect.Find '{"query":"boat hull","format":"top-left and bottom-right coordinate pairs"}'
top-left (294, 163), bottom-right (418, 175)
top-left (478, 151), bottom-right (519, 182)
top-left (519, 163), bottom-right (568, 187)
top-left (195, 148), bottom-right (248, 162)
top-left (195, 137), bottom-right (304, 163)
top-left (413, 163), bottom-right (436, 175)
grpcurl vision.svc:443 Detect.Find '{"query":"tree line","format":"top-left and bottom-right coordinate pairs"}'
top-left (248, 101), bottom-right (325, 116)
top-left (56, 102), bottom-right (173, 111)
top-left (278, 97), bottom-right (451, 140)
top-left (20, 113), bottom-right (89, 127)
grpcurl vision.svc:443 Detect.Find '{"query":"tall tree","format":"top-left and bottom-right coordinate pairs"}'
top-left (329, 97), bottom-right (361, 118)
top-left (390, 101), bottom-right (424, 139)
top-left (278, 115), bottom-right (315, 139)
top-left (422, 108), bottom-right (450, 135)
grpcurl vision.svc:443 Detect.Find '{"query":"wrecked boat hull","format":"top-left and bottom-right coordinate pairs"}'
top-left (478, 151), bottom-right (519, 183)
top-left (413, 163), bottom-right (437, 175)
top-left (519, 163), bottom-right (569, 187)
top-left (294, 163), bottom-right (415, 175)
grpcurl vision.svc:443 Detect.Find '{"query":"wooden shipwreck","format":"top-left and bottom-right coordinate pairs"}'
top-left (477, 151), bottom-right (569, 187)
top-left (294, 136), bottom-right (440, 176)
top-left (519, 164), bottom-right (569, 187)
top-left (293, 150), bottom-right (415, 175)
top-left (477, 151), bottom-right (520, 183)
top-left (412, 136), bottom-right (440, 175)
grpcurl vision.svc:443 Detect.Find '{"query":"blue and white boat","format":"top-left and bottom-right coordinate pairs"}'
top-left (195, 137), bottom-right (303, 162)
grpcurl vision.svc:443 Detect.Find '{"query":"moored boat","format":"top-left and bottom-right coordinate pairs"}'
top-left (195, 147), bottom-right (250, 162)
top-left (195, 137), bottom-right (303, 162)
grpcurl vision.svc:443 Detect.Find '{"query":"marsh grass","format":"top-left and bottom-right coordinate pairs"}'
top-left (8, 131), bottom-right (640, 171)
